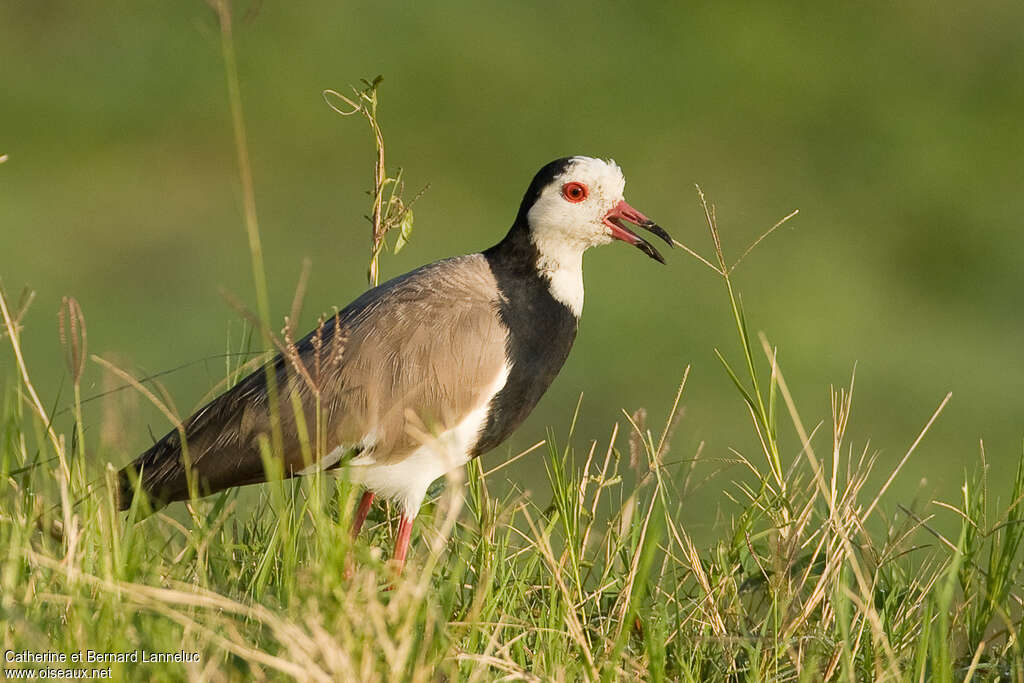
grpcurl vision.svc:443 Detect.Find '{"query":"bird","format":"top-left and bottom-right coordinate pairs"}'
top-left (115, 156), bottom-right (672, 573)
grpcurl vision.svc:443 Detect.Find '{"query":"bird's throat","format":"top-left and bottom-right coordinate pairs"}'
top-left (530, 232), bottom-right (586, 318)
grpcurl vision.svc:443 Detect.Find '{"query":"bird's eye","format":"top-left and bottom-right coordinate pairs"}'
top-left (561, 182), bottom-right (588, 203)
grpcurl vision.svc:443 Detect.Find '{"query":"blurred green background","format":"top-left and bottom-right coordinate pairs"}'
top-left (2, 1), bottom-right (1022, 537)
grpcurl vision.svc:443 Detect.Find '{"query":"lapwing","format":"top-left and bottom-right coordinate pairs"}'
top-left (116, 156), bottom-right (672, 572)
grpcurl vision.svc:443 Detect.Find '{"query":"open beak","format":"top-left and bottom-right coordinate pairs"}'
top-left (603, 200), bottom-right (673, 264)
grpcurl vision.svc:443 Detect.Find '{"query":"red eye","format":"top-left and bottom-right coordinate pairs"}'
top-left (561, 182), bottom-right (588, 203)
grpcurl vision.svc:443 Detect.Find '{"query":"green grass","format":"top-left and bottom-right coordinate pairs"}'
top-left (3, 192), bottom-right (1024, 679)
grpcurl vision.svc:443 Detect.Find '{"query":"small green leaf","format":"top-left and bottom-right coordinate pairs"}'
top-left (394, 209), bottom-right (414, 254)
top-left (714, 348), bottom-right (757, 411)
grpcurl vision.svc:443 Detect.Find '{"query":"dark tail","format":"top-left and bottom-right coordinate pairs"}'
top-left (115, 352), bottom-right (310, 515)
top-left (115, 431), bottom-right (188, 514)
top-left (115, 401), bottom-right (285, 515)
top-left (114, 467), bottom-right (136, 512)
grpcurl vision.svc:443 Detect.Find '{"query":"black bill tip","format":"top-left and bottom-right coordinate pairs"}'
top-left (641, 220), bottom-right (674, 247)
top-left (636, 238), bottom-right (666, 264)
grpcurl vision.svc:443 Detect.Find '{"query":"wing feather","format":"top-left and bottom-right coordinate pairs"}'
top-left (119, 254), bottom-right (508, 510)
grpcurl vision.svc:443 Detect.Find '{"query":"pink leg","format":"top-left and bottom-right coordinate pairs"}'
top-left (392, 514), bottom-right (414, 574)
top-left (351, 490), bottom-right (375, 539)
top-left (344, 490), bottom-right (375, 580)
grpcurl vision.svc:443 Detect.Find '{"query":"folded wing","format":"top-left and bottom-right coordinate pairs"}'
top-left (117, 255), bottom-right (508, 511)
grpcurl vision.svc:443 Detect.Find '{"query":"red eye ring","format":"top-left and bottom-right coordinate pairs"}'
top-left (561, 181), bottom-right (589, 203)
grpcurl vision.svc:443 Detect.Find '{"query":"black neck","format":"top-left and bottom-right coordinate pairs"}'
top-left (472, 157), bottom-right (583, 456)
top-left (474, 217), bottom-right (579, 456)
top-left (481, 219), bottom-right (538, 278)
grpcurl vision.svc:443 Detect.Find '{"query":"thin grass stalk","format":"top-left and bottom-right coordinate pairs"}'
top-left (210, 0), bottom-right (284, 460)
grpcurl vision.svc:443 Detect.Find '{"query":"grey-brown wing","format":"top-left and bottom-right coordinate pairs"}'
top-left (118, 255), bottom-right (508, 510)
top-left (320, 264), bottom-right (509, 465)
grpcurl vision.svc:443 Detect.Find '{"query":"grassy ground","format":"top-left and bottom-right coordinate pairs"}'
top-left (3, 6), bottom-right (1023, 679)
top-left (3, 191), bottom-right (1024, 680)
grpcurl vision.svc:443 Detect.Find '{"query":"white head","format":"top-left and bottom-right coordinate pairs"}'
top-left (504, 156), bottom-right (672, 315)
top-left (526, 157), bottom-right (627, 252)
top-left (518, 156), bottom-right (671, 268)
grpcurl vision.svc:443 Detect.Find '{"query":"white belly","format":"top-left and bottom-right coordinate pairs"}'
top-left (345, 363), bottom-right (511, 516)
